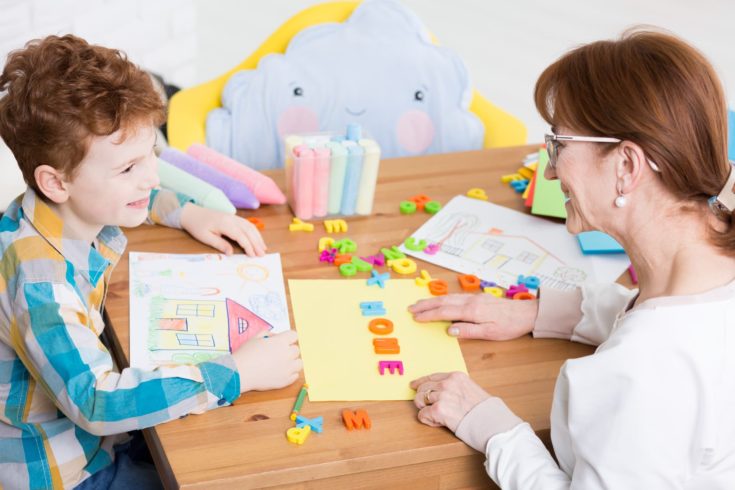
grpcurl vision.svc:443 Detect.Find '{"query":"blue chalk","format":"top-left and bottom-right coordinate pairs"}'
top-left (346, 123), bottom-right (362, 142)
top-left (340, 145), bottom-right (364, 215)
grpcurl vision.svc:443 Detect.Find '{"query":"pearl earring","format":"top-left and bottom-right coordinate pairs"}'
top-left (615, 181), bottom-right (627, 208)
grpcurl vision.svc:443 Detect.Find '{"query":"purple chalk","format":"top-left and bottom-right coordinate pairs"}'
top-left (160, 148), bottom-right (260, 209)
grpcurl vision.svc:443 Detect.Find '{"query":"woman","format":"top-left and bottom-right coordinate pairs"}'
top-left (409, 29), bottom-right (735, 488)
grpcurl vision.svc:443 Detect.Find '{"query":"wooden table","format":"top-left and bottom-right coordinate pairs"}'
top-left (104, 145), bottom-right (597, 489)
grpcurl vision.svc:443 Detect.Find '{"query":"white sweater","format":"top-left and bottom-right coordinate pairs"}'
top-left (454, 281), bottom-right (735, 489)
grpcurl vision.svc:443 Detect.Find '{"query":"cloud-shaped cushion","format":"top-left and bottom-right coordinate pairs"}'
top-left (206, 0), bottom-right (484, 170)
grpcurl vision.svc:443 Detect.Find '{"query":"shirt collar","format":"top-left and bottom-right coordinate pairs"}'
top-left (20, 188), bottom-right (127, 287)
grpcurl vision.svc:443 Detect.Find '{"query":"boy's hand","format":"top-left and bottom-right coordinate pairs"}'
top-left (180, 203), bottom-right (267, 256)
top-left (232, 330), bottom-right (303, 392)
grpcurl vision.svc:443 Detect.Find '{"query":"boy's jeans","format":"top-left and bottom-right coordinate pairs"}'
top-left (74, 431), bottom-right (162, 490)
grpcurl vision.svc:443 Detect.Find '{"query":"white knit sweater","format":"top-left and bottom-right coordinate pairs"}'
top-left (455, 281), bottom-right (735, 489)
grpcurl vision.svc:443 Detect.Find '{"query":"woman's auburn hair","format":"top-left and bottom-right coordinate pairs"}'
top-left (535, 28), bottom-right (733, 254)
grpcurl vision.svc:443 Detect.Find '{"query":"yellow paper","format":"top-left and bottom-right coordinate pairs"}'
top-left (289, 279), bottom-right (467, 401)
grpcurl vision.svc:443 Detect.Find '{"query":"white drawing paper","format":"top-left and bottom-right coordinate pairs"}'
top-left (400, 195), bottom-right (630, 290)
top-left (129, 252), bottom-right (290, 370)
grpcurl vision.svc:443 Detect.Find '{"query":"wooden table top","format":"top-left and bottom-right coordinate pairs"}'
top-left (103, 145), bottom-right (598, 489)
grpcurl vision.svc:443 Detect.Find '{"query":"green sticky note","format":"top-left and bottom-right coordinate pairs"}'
top-left (531, 149), bottom-right (567, 219)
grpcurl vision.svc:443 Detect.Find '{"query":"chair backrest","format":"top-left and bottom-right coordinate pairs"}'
top-left (167, 1), bottom-right (526, 156)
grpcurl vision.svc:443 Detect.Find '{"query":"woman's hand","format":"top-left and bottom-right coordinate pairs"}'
top-left (231, 330), bottom-right (303, 393)
top-left (180, 203), bottom-right (266, 256)
top-left (408, 294), bottom-right (538, 340)
top-left (410, 372), bottom-right (491, 432)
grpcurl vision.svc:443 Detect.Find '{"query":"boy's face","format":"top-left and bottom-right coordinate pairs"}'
top-left (61, 124), bottom-right (159, 238)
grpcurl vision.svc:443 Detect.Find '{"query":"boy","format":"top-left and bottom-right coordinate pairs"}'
top-left (0, 35), bottom-right (303, 489)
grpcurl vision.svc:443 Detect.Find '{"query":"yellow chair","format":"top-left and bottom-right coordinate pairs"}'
top-left (167, 1), bottom-right (526, 152)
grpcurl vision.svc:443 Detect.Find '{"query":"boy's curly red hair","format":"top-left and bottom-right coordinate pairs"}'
top-left (0, 34), bottom-right (166, 193)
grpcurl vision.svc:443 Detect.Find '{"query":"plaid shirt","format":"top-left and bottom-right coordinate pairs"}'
top-left (0, 188), bottom-right (240, 490)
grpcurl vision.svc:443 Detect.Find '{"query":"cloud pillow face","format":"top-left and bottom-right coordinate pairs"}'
top-left (206, 0), bottom-right (485, 170)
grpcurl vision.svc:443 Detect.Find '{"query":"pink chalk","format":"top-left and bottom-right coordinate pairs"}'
top-left (312, 147), bottom-right (331, 217)
top-left (187, 143), bottom-right (286, 205)
top-left (293, 145), bottom-right (315, 220)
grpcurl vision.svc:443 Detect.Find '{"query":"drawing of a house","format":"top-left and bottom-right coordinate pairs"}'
top-left (150, 297), bottom-right (271, 353)
top-left (463, 235), bottom-right (549, 275)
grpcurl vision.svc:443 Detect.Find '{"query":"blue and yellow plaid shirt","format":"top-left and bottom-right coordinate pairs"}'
top-left (0, 188), bottom-right (240, 489)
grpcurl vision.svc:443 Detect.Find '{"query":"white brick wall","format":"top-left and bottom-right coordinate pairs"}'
top-left (0, 0), bottom-right (198, 208)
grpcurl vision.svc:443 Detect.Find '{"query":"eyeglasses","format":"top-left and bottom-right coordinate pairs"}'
top-left (544, 133), bottom-right (621, 169)
top-left (544, 132), bottom-right (662, 173)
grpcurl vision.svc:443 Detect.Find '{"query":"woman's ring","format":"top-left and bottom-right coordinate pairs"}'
top-left (423, 390), bottom-right (434, 405)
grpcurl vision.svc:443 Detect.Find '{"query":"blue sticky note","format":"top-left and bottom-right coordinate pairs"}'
top-left (577, 231), bottom-right (625, 254)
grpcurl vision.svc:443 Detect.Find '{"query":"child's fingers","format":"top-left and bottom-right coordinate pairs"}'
top-left (238, 228), bottom-right (265, 257)
top-left (239, 219), bottom-right (266, 252)
top-left (276, 329), bottom-right (299, 344)
top-left (287, 344), bottom-right (300, 360)
top-left (292, 358), bottom-right (303, 373)
top-left (200, 233), bottom-right (234, 255)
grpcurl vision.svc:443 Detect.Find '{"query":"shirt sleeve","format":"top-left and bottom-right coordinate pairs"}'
top-left (146, 188), bottom-right (194, 229)
top-left (533, 283), bottom-right (638, 346)
top-left (484, 332), bottom-right (705, 490)
top-left (13, 280), bottom-right (240, 436)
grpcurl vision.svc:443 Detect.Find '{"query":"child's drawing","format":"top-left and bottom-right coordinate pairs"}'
top-left (249, 291), bottom-right (287, 323)
top-left (129, 252), bottom-right (290, 369)
top-left (400, 196), bottom-right (629, 290)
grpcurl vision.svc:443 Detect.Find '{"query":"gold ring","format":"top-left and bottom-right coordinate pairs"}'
top-left (423, 390), bottom-right (434, 405)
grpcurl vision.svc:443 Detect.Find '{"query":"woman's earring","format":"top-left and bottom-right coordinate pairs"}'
top-left (615, 181), bottom-right (627, 208)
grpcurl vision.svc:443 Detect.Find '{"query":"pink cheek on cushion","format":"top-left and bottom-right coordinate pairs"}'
top-left (277, 106), bottom-right (319, 138)
top-left (397, 110), bottom-right (435, 154)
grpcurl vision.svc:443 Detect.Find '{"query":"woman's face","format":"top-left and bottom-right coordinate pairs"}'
top-left (544, 127), bottom-right (619, 236)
